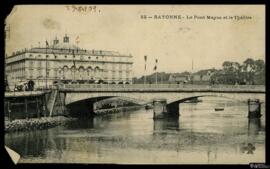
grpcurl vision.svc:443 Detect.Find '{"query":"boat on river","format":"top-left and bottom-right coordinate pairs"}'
top-left (215, 108), bottom-right (224, 111)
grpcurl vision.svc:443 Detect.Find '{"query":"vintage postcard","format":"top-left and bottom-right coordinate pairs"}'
top-left (4, 5), bottom-right (266, 164)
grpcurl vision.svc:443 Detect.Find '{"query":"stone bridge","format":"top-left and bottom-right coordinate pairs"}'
top-left (56, 84), bottom-right (265, 117)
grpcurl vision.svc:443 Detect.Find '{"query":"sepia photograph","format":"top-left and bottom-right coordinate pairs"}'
top-left (4, 5), bottom-right (266, 164)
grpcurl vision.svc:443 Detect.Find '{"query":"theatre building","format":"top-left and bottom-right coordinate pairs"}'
top-left (5, 34), bottom-right (133, 88)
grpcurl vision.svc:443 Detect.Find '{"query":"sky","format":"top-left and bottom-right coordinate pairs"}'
top-left (5, 5), bottom-right (265, 77)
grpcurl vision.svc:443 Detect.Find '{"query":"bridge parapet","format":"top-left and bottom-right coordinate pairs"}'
top-left (58, 84), bottom-right (265, 93)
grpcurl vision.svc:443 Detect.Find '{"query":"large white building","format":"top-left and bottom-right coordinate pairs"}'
top-left (5, 35), bottom-right (133, 88)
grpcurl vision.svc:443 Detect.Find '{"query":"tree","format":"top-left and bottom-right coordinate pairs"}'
top-left (253, 59), bottom-right (265, 85)
top-left (222, 61), bottom-right (233, 72)
top-left (254, 59), bottom-right (265, 73)
top-left (221, 61), bottom-right (241, 84)
top-left (243, 58), bottom-right (256, 72)
top-left (242, 58), bottom-right (256, 84)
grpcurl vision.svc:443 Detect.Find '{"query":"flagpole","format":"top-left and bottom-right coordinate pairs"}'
top-left (144, 56), bottom-right (147, 85)
top-left (155, 59), bottom-right (158, 85)
top-left (45, 41), bottom-right (48, 90)
top-left (156, 72), bottom-right (157, 84)
top-left (144, 63), bottom-right (146, 85)
top-left (73, 50), bottom-right (75, 82)
top-left (191, 58), bottom-right (194, 84)
top-left (161, 72), bottom-right (163, 84)
top-left (144, 72), bottom-right (146, 85)
top-left (72, 49), bottom-right (76, 82)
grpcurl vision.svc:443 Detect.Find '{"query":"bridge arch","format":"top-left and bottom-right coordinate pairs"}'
top-left (65, 95), bottom-right (144, 117)
top-left (66, 96), bottom-right (116, 117)
top-left (165, 94), bottom-right (265, 117)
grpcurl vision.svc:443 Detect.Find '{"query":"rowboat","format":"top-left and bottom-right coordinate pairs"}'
top-left (215, 108), bottom-right (224, 111)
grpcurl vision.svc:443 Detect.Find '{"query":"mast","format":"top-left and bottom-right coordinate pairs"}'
top-left (192, 59), bottom-right (194, 72)
top-left (45, 42), bottom-right (48, 89)
top-left (191, 58), bottom-right (194, 84)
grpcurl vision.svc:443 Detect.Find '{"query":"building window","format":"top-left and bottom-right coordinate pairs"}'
top-left (88, 56), bottom-right (91, 59)
top-left (96, 56), bottom-right (98, 60)
top-left (46, 55), bottom-right (49, 58)
top-left (65, 55), bottom-right (67, 58)
top-left (29, 54), bottom-right (32, 57)
top-left (55, 55), bottom-right (57, 59)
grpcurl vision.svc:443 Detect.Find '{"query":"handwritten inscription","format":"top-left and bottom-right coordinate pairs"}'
top-left (65, 5), bottom-right (100, 14)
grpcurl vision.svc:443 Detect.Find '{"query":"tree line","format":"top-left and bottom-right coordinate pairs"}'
top-left (211, 58), bottom-right (265, 85)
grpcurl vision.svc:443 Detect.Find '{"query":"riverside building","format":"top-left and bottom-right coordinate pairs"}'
top-left (5, 34), bottom-right (133, 88)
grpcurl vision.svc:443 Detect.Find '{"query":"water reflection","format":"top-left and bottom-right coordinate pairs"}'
top-left (4, 96), bottom-right (265, 164)
top-left (65, 118), bottom-right (95, 129)
top-left (153, 117), bottom-right (179, 132)
top-left (65, 111), bottom-right (131, 130)
top-left (248, 118), bottom-right (261, 136)
top-left (5, 129), bottom-right (67, 158)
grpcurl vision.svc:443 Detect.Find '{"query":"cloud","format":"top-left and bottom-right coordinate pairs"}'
top-left (42, 18), bottom-right (61, 30)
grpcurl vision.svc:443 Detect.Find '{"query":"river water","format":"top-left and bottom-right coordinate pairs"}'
top-left (5, 96), bottom-right (265, 164)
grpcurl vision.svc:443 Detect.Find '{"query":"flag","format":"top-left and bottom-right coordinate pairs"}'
top-left (153, 65), bottom-right (157, 71)
top-left (144, 56), bottom-right (147, 70)
top-left (154, 58), bottom-right (158, 71)
top-left (75, 36), bottom-right (80, 44)
top-left (144, 55), bottom-right (147, 61)
top-left (45, 40), bottom-right (49, 47)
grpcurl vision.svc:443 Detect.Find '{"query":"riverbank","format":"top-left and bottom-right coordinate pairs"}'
top-left (5, 116), bottom-right (76, 133)
top-left (95, 105), bottom-right (143, 115)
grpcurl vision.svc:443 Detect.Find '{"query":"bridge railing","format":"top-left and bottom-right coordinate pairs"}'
top-left (57, 84), bottom-right (265, 92)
